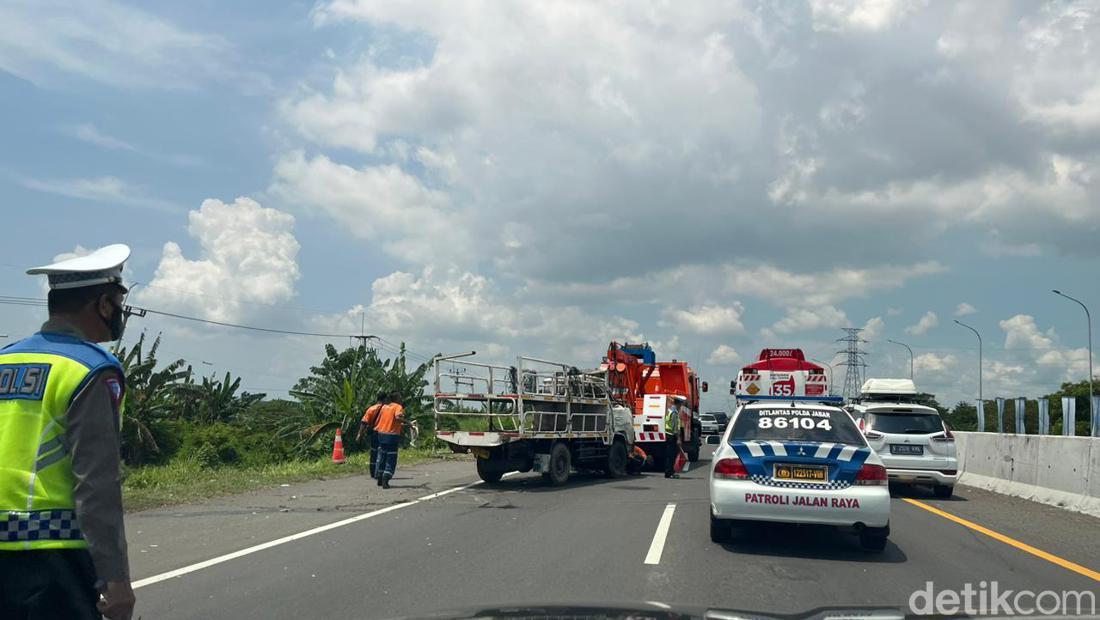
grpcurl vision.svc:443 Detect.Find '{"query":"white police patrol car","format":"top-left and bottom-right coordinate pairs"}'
top-left (708, 397), bottom-right (891, 551)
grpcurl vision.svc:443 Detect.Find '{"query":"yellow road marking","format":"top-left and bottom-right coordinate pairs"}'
top-left (903, 498), bottom-right (1100, 583)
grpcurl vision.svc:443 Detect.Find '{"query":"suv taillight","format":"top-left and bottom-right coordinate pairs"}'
top-left (854, 463), bottom-right (888, 486)
top-left (713, 458), bottom-right (749, 480)
top-left (931, 428), bottom-right (954, 442)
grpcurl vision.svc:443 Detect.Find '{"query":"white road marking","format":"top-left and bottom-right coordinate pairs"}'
top-left (643, 503), bottom-right (677, 565)
top-left (133, 476), bottom-right (495, 590)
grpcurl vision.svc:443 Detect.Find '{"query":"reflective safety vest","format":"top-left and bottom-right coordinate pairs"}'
top-left (664, 405), bottom-right (680, 435)
top-left (0, 332), bottom-right (124, 551)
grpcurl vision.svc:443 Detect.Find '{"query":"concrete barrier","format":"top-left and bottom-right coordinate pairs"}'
top-left (955, 432), bottom-right (1100, 518)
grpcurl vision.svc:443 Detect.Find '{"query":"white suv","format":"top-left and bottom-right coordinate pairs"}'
top-left (856, 404), bottom-right (958, 497)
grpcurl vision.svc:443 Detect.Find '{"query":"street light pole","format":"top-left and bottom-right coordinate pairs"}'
top-left (1053, 290), bottom-right (1093, 408)
top-left (954, 319), bottom-right (983, 427)
top-left (887, 339), bottom-right (914, 381)
top-left (810, 358), bottom-right (834, 395)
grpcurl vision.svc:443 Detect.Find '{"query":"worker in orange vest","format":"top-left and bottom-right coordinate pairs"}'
top-left (356, 394), bottom-right (386, 479)
top-left (626, 444), bottom-right (650, 476)
top-left (373, 392), bottom-right (406, 489)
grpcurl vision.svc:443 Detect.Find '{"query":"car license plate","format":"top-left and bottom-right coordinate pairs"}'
top-left (773, 464), bottom-right (827, 482)
top-left (890, 444), bottom-right (924, 455)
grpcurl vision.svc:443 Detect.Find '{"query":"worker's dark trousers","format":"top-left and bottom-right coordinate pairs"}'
top-left (664, 436), bottom-right (679, 477)
top-left (368, 432), bottom-right (379, 478)
top-left (375, 432), bottom-right (401, 480)
top-left (0, 549), bottom-right (101, 620)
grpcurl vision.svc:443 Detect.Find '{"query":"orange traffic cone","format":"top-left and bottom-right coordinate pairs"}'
top-left (332, 429), bottom-right (347, 464)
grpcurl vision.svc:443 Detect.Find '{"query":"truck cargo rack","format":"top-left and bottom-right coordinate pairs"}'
top-left (433, 354), bottom-right (613, 447)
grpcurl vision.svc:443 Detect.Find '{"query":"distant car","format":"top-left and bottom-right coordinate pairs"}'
top-left (707, 411), bottom-right (730, 430)
top-left (699, 413), bottom-right (721, 434)
top-left (857, 405), bottom-right (958, 498)
top-left (709, 400), bottom-right (891, 551)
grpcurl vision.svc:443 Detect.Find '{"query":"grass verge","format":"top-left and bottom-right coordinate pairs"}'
top-left (123, 449), bottom-right (453, 513)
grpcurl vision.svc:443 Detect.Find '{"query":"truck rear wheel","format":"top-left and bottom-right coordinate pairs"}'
top-left (605, 439), bottom-right (627, 478)
top-left (542, 442), bottom-right (571, 486)
top-left (476, 459), bottom-right (504, 484)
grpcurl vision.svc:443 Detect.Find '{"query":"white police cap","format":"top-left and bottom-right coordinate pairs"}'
top-left (27, 244), bottom-right (131, 292)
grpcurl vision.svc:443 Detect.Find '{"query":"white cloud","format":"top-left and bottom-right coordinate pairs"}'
top-left (659, 303), bottom-right (745, 335)
top-left (0, 0), bottom-right (233, 90)
top-left (138, 197), bottom-right (301, 322)
top-left (992, 314), bottom-right (1096, 391)
top-left (61, 123), bottom-right (203, 166)
top-left (269, 151), bottom-right (469, 265)
top-left (954, 302), bottom-right (977, 316)
top-left (762, 305), bottom-right (848, 339)
top-left (19, 175), bottom-right (178, 213)
top-left (724, 262), bottom-right (944, 307)
top-left (69, 124), bottom-right (136, 152)
top-left (314, 266), bottom-right (646, 365)
top-left (914, 352), bottom-right (957, 373)
top-left (905, 311), bottom-right (939, 335)
top-left (707, 345), bottom-right (741, 366)
top-left (809, 0), bottom-right (926, 33)
top-left (1000, 314), bottom-right (1056, 352)
top-left (861, 316), bottom-right (885, 341)
top-left (284, 0), bottom-right (1100, 300)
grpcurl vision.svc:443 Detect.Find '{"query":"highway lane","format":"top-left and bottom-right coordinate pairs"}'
top-left (130, 447), bottom-right (1100, 618)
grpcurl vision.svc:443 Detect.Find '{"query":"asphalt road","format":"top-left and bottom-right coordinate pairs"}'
top-left (128, 447), bottom-right (1100, 618)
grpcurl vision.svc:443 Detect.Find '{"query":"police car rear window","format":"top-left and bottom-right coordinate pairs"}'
top-left (731, 408), bottom-right (864, 445)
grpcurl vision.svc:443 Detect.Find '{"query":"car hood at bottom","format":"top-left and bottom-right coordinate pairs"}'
top-left (388, 603), bottom-right (918, 620)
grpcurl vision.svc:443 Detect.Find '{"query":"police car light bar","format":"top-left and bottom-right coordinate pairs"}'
top-left (736, 395), bottom-right (844, 405)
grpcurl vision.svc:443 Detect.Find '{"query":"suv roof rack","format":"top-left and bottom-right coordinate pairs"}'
top-left (737, 395), bottom-right (844, 405)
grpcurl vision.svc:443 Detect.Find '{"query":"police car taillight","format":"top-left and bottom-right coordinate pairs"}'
top-left (854, 463), bottom-right (888, 486)
top-left (713, 458), bottom-right (749, 480)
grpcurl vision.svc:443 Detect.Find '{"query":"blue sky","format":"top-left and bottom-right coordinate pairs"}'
top-left (1, 0), bottom-right (1098, 409)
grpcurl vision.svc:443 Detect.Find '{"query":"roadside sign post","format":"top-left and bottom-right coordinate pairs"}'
top-left (1093, 396), bottom-right (1099, 438)
top-left (1038, 398), bottom-right (1050, 435)
top-left (1015, 397), bottom-right (1026, 434)
top-left (1061, 397), bottom-right (1076, 436)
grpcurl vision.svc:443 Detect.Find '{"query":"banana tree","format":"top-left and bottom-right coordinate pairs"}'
top-left (286, 343), bottom-right (432, 453)
top-left (113, 332), bottom-right (192, 465)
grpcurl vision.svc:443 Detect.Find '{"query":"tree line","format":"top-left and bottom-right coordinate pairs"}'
top-left (116, 333), bottom-right (434, 468)
top-left (922, 382), bottom-right (1095, 435)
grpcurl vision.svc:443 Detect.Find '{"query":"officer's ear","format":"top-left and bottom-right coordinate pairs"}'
top-left (96, 292), bottom-right (114, 318)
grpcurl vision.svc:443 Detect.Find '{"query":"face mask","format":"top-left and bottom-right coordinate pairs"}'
top-left (100, 298), bottom-right (125, 342)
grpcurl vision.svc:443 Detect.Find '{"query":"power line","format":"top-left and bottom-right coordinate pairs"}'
top-left (0, 294), bottom-right (433, 361)
top-left (132, 306), bottom-right (361, 338)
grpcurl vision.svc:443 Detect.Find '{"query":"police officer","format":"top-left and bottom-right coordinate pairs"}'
top-left (664, 397), bottom-right (683, 479)
top-left (0, 244), bottom-right (136, 620)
